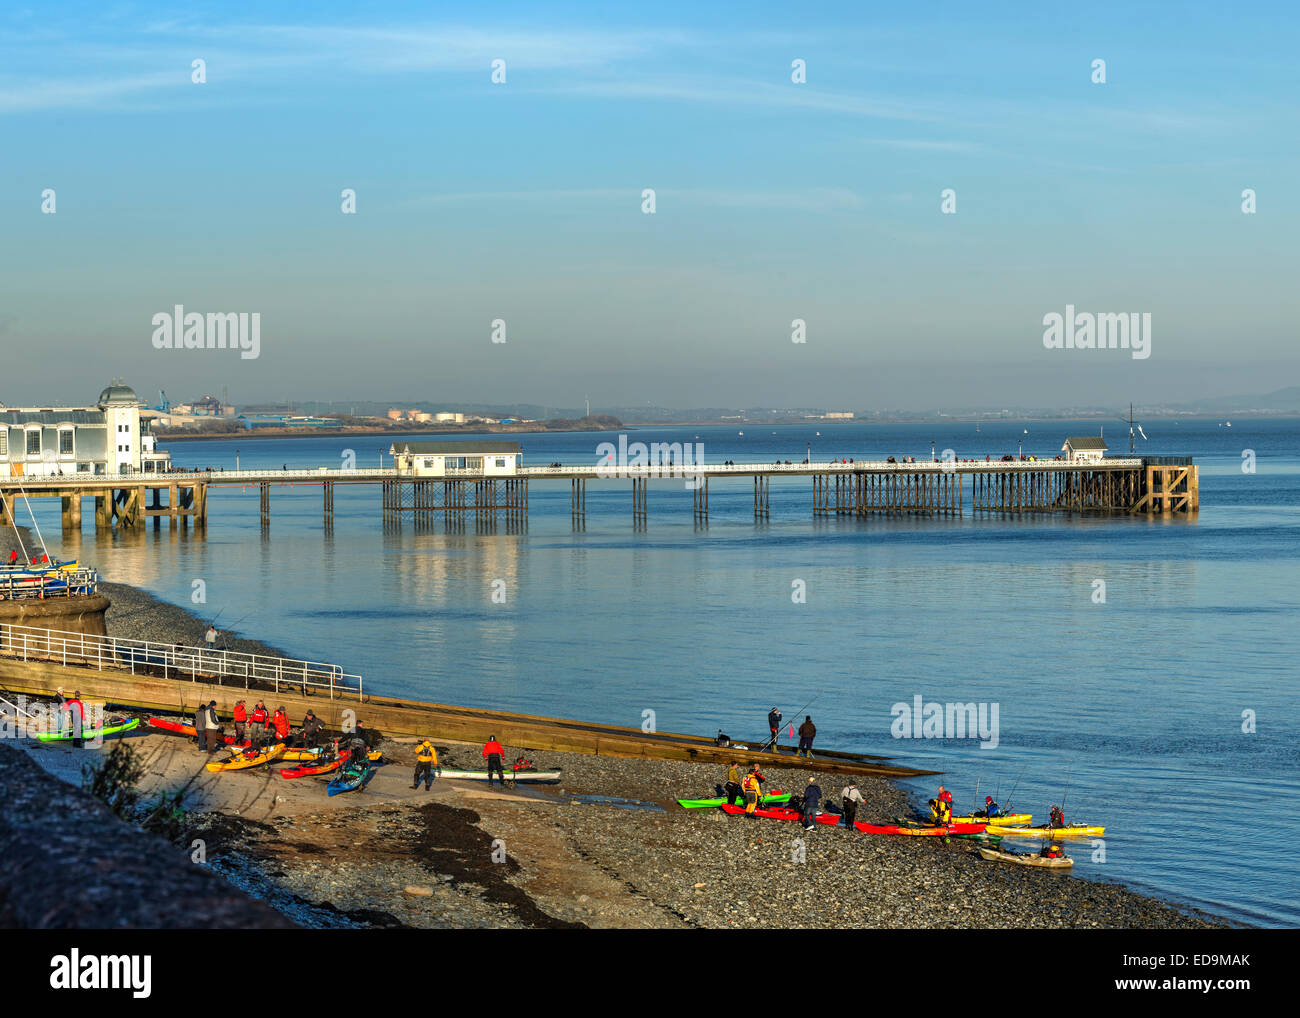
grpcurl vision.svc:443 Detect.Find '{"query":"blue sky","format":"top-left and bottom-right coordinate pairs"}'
top-left (1, 2), bottom-right (1296, 410)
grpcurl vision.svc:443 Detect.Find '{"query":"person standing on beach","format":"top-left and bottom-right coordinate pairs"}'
top-left (797, 716), bottom-right (817, 758)
top-left (192, 702), bottom-right (207, 752)
top-left (300, 711), bottom-right (322, 748)
top-left (66, 691), bottom-right (85, 748)
top-left (741, 769), bottom-right (761, 815)
top-left (841, 780), bottom-right (864, 827)
top-left (232, 700), bottom-right (247, 744)
top-left (767, 706), bottom-right (782, 750)
top-left (250, 701), bottom-right (269, 748)
top-left (724, 762), bottom-right (743, 805)
top-left (482, 735), bottom-right (506, 786)
top-left (272, 706), bottom-right (290, 745)
top-left (54, 687), bottom-right (68, 736)
top-left (203, 700), bottom-right (221, 752)
top-left (801, 777), bottom-right (822, 830)
top-left (412, 739), bottom-right (439, 790)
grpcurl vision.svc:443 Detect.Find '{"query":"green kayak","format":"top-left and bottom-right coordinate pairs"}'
top-left (34, 718), bottom-right (140, 742)
top-left (677, 790), bottom-right (792, 809)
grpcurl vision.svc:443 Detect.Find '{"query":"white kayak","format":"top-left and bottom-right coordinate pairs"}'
top-left (439, 768), bottom-right (562, 784)
top-left (978, 846), bottom-right (1074, 869)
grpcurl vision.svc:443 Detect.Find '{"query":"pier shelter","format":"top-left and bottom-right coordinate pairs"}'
top-left (1061, 436), bottom-right (1108, 463)
top-left (389, 441), bottom-right (522, 477)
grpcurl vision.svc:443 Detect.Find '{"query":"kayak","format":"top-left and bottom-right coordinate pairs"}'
top-left (327, 763), bottom-right (376, 796)
top-left (988, 823), bottom-right (1105, 838)
top-left (33, 718), bottom-right (140, 742)
top-left (952, 813), bottom-right (1032, 826)
top-left (719, 804), bottom-right (986, 836)
top-left (145, 717), bottom-right (249, 747)
top-left (205, 743), bottom-right (285, 772)
top-left (279, 748), bottom-right (382, 779)
top-left (677, 790), bottom-right (791, 809)
top-left (439, 768), bottom-right (562, 784)
top-left (979, 846), bottom-right (1074, 869)
top-left (280, 747), bottom-right (323, 762)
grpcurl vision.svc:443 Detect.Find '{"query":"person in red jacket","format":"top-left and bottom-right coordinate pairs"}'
top-left (272, 706), bottom-right (290, 744)
top-left (482, 735), bottom-right (506, 786)
top-left (232, 699), bottom-right (248, 744)
top-left (250, 701), bottom-right (270, 748)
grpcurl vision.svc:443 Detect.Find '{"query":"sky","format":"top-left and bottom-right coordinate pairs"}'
top-left (1, 1), bottom-right (1297, 411)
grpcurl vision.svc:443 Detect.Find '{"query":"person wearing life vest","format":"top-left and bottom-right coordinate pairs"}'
top-left (272, 706), bottom-right (290, 743)
top-left (741, 770), bottom-right (761, 815)
top-left (748, 763), bottom-right (766, 794)
top-left (482, 735), bottom-right (506, 786)
top-left (1049, 805), bottom-right (1065, 828)
top-left (978, 795), bottom-right (1000, 819)
top-left (1041, 842), bottom-right (1065, 860)
top-left (412, 739), bottom-right (439, 790)
top-left (250, 701), bottom-right (270, 748)
top-left (232, 699), bottom-right (248, 744)
top-left (724, 762), bottom-right (743, 806)
top-left (931, 785), bottom-right (953, 825)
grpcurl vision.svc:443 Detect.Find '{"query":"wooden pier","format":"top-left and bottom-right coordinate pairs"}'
top-left (0, 456), bottom-right (1197, 533)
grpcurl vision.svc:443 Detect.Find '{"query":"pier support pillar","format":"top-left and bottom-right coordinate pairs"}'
top-left (323, 480), bottom-right (334, 527)
top-left (631, 477), bottom-right (647, 525)
top-left (259, 482), bottom-right (270, 527)
top-left (61, 492), bottom-right (82, 530)
top-left (754, 475), bottom-right (770, 518)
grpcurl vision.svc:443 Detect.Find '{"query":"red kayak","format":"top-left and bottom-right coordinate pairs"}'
top-left (145, 716), bottom-right (250, 747)
top-left (719, 803), bottom-right (986, 836)
top-left (280, 750), bottom-right (350, 779)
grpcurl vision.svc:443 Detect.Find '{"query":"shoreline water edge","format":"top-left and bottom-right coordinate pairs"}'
top-left (0, 529), bottom-right (1235, 929)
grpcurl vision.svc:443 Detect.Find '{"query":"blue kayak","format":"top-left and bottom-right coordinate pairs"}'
top-left (327, 763), bottom-right (376, 797)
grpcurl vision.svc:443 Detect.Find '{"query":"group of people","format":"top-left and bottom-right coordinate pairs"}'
top-left (52, 687), bottom-right (85, 747)
top-left (195, 699), bottom-right (332, 753)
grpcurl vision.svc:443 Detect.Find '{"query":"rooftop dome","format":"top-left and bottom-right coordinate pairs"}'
top-left (98, 380), bottom-right (140, 407)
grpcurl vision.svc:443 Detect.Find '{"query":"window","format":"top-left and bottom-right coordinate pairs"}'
top-left (0, 431), bottom-right (7, 455)
top-left (26, 430), bottom-right (40, 455)
top-left (494, 458), bottom-right (506, 468)
top-left (59, 430), bottom-right (74, 455)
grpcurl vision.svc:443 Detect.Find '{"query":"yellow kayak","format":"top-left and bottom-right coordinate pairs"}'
top-left (953, 813), bottom-right (1032, 826)
top-left (206, 743), bottom-right (286, 772)
top-left (989, 822), bottom-right (1105, 838)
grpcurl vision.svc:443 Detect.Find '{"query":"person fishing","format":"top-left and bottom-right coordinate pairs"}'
top-left (482, 734), bottom-right (506, 786)
top-left (796, 715), bottom-right (817, 758)
top-left (767, 706), bottom-right (782, 750)
top-left (977, 795), bottom-right (1000, 819)
top-left (724, 761), bottom-right (743, 806)
top-left (841, 780), bottom-right (864, 827)
top-left (1049, 804), bottom-right (1066, 829)
top-left (412, 738), bottom-right (439, 790)
top-left (741, 768), bottom-right (762, 815)
top-left (801, 777), bottom-right (822, 830)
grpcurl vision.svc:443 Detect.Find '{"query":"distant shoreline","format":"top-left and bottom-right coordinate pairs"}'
top-left (158, 424), bottom-right (630, 443)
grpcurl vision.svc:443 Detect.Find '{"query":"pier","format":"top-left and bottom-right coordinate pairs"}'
top-left (0, 456), bottom-right (1198, 532)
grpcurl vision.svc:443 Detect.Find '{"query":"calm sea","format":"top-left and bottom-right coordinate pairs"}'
top-left (42, 418), bottom-right (1300, 927)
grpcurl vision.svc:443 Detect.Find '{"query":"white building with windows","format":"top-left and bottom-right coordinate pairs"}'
top-left (389, 441), bottom-right (522, 477)
top-left (1061, 436), bottom-right (1108, 463)
top-left (0, 381), bottom-right (170, 477)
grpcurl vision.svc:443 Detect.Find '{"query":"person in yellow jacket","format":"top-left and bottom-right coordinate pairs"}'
top-left (741, 770), bottom-right (761, 815)
top-left (412, 738), bottom-right (440, 790)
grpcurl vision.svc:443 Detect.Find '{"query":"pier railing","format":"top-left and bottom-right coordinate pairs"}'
top-left (0, 622), bottom-right (363, 700)
top-left (0, 568), bottom-right (99, 600)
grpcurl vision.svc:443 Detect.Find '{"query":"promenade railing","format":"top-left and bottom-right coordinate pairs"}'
top-left (0, 622), bottom-right (363, 701)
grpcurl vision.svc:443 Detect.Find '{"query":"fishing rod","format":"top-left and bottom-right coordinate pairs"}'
top-left (1058, 761), bottom-right (1073, 822)
top-left (14, 477), bottom-right (52, 563)
top-left (1002, 765), bottom-right (1027, 813)
top-left (973, 772), bottom-right (981, 817)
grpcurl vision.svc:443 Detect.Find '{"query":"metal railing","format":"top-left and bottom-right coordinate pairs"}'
top-left (0, 622), bottom-right (363, 700)
top-left (0, 568), bottom-right (99, 600)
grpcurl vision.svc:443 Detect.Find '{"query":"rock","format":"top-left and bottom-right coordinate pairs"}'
top-left (404, 885), bottom-right (433, 897)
